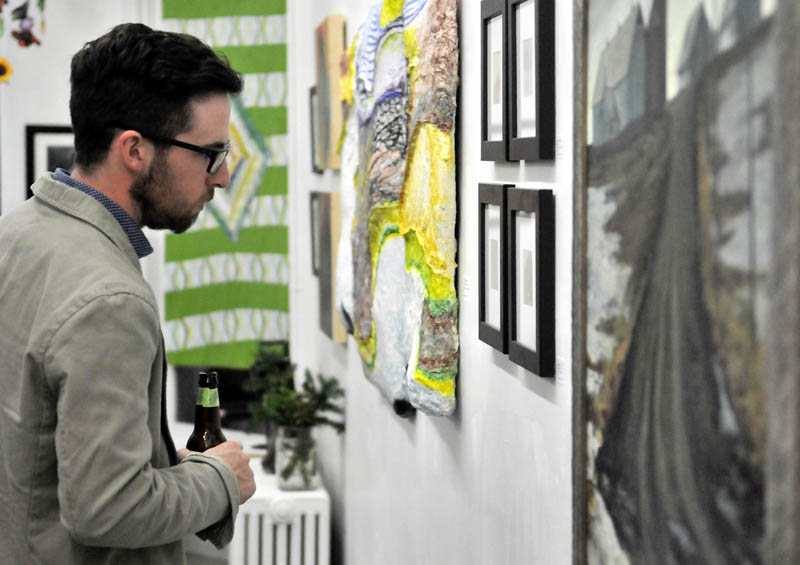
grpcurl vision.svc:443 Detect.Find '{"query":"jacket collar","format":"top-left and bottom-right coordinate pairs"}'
top-left (31, 173), bottom-right (143, 271)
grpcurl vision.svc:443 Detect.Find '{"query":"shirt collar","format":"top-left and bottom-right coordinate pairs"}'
top-left (52, 168), bottom-right (154, 259)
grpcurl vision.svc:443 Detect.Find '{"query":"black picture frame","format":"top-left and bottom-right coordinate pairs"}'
top-left (507, 187), bottom-right (555, 376)
top-left (481, 0), bottom-right (510, 162)
top-left (478, 183), bottom-right (512, 352)
top-left (309, 191), bottom-right (322, 276)
top-left (25, 125), bottom-right (74, 199)
top-left (507, 0), bottom-right (555, 161)
top-left (309, 86), bottom-right (323, 174)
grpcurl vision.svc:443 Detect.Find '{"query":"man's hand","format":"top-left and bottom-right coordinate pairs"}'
top-left (204, 441), bottom-right (256, 504)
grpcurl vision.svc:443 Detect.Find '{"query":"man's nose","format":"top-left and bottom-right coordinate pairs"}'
top-left (210, 160), bottom-right (231, 189)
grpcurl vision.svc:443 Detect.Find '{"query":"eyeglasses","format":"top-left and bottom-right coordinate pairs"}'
top-left (114, 126), bottom-right (230, 174)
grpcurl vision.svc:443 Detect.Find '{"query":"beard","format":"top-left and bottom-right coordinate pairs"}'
top-left (129, 152), bottom-right (206, 234)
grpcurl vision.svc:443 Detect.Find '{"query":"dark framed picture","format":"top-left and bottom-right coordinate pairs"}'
top-left (507, 187), bottom-right (554, 376)
top-left (309, 86), bottom-right (323, 174)
top-left (479, 183), bottom-right (512, 352)
top-left (311, 190), bottom-right (346, 342)
top-left (309, 191), bottom-right (322, 275)
top-left (507, 0), bottom-right (555, 161)
top-left (481, 0), bottom-right (509, 162)
top-left (26, 125), bottom-right (74, 199)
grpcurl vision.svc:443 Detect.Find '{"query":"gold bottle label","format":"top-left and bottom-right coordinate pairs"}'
top-left (196, 387), bottom-right (219, 407)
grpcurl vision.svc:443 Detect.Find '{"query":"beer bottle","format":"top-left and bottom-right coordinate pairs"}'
top-left (186, 371), bottom-right (227, 451)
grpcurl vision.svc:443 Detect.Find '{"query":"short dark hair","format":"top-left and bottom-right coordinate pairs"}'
top-left (70, 23), bottom-right (243, 169)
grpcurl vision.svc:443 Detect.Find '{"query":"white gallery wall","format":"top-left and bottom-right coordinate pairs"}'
top-left (287, 1), bottom-right (575, 563)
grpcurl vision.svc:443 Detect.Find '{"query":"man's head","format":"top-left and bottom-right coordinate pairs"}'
top-left (70, 24), bottom-right (242, 232)
top-left (70, 23), bottom-right (242, 170)
top-left (128, 93), bottom-right (233, 233)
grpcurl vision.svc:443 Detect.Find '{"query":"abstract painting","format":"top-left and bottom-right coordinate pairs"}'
top-left (315, 14), bottom-right (345, 171)
top-left (336, 0), bottom-right (459, 417)
top-left (577, 0), bottom-right (778, 562)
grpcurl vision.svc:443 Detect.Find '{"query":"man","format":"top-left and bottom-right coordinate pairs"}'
top-left (0, 23), bottom-right (256, 564)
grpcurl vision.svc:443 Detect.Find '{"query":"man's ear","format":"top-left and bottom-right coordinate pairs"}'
top-left (114, 130), bottom-right (151, 173)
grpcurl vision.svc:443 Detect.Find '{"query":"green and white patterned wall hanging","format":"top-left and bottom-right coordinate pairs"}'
top-left (162, 0), bottom-right (288, 369)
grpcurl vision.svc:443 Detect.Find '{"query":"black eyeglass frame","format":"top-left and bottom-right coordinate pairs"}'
top-left (113, 126), bottom-right (230, 174)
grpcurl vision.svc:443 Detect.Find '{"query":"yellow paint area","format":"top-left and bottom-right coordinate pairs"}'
top-left (380, 0), bottom-right (404, 27)
top-left (399, 123), bottom-right (458, 280)
top-left (404, 230), bottom-right (455, 302)
top-left (414, 369), bottom-right (455, 397)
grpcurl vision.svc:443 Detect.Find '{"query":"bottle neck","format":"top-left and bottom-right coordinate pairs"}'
top-left (194, 386), bottom-right (223, 431)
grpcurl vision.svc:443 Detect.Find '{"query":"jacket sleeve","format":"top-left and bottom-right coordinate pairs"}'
top-left (43, 290), bottom-right (239, 548)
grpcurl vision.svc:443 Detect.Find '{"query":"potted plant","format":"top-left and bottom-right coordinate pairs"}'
top-left (247, 349), bottom-right (345, 489)
top-left (244, 341), bottom-right (295, 473)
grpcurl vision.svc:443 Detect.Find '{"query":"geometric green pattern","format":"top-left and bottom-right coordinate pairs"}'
top-left (162, 2), bottom-right (288, 369)
top-left (164, 253), bottom-right (288, 290)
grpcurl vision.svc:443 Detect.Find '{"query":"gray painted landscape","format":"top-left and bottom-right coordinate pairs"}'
top-left (584, 0), bottom-right (774, 562)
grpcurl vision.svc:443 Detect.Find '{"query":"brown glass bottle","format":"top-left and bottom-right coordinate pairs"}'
top-left (186, 371), bottom-right (227, 452)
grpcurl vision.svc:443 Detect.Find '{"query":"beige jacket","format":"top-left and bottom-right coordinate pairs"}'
top-left (0, 174), bottom-right (238, 564)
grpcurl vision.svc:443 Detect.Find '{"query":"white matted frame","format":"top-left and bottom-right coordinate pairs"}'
top-left (507, 187), bottom-right (555, 376)
top-left (479, 182), bottom-right (512, 352)
top-left (507, 0), bottom-right (555, 161)
top-left (481, 0), bottom-right (509, 161)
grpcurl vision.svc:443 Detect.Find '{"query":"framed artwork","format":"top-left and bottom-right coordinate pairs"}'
top-left (312, 190), bottom-right (347, 343)
top-left (309, 191), bottom-right (322, 276)
top-left (315, 14), bottom-right (346, 171)
top-left (309, 86), bottom-right (323, 174)
top-left (25, 125), bottom-right (74, 199)
top-left (506, 187), bottom-right (554, 376)
top-left (507, 0), bottom-right (555, 161)
top-left (575, 0), bottom-right (780, 562)
top-left (481, 0), bottom-right (508, 161)
top-left (478, 183), bottom-right (511, 352)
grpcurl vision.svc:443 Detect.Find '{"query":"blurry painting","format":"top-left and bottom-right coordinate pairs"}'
top-left (336, 0), bottom-right (459, 416)
top-left (315, 14), bottom-right (345, 171)
top-left (309, 86), bottom-right (323, 174)
top-left (314, 191), bottom-right (346, 342)
top-left (582, 0), bottom-right (778, 562)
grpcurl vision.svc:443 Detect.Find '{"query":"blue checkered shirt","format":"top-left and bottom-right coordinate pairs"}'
top-left (53, 168), bottom-right (153, 259)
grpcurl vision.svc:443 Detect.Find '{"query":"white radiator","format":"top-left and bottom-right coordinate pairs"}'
top-left (229, 491), bottom-right (331, 565)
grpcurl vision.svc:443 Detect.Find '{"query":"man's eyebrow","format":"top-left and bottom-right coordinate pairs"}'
top-left (205, 140), bottom-right (230, 150)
